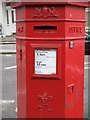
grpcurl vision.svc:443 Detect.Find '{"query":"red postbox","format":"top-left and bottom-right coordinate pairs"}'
top-left (11, 1), bottom-right (88, 118)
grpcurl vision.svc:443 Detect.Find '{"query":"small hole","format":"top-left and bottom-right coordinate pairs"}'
top-left (72, 86), bottom-right (74, 92)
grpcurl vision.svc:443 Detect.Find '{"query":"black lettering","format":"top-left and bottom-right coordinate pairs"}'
top-left (41, 64), bottom-right (46, 66)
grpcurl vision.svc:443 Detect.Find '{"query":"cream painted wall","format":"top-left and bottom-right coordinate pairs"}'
top-left (0, 2), bottom-right (16, 37)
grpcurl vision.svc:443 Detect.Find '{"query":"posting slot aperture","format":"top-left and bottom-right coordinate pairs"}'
top-left (34, 26), bottom-right (57, 33)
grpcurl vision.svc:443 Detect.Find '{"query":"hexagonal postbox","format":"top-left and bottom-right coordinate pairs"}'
top-left (11, 1), bottom-right (88, 119)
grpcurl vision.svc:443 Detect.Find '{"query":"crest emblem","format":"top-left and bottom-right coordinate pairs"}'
top-left (32, 6), bottom-right (59, 19)
top-left (38, 93), bottom-right (53, 112)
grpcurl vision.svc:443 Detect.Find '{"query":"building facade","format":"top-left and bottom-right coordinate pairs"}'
top-left (85, 8), bottom-right (90, 34)
top-left (0, 1), bottom-right (16, 37)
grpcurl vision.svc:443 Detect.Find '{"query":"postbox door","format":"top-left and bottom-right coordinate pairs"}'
top-left (26, 41), bottom-right (65, 118)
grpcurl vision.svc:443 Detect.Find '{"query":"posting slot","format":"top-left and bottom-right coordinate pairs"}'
top-left (34, 26), bottom-right (57, 33)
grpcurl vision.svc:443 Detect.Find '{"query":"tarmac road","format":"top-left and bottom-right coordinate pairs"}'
top-left (0, 54), bottom-right (89, 119)
top-left (1, 54), bottom-right (17, 118)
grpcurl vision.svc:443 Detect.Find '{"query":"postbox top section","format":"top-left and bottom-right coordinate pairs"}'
top-left (8, 0), bottom-right (89, 8)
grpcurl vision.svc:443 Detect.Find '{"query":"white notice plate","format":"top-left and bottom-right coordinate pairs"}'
top-left (35, 49), bottom-right (56, 75)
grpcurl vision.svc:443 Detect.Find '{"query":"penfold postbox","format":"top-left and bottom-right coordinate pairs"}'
top-left (11, 1), bottom-right (88, 118)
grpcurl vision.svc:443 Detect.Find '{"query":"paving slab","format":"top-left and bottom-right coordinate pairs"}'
top-left (0, 44), bottom-right (16, 54)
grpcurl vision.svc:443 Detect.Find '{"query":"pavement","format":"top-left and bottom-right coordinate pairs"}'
top-left (0, 35), bottom-right (16, 54)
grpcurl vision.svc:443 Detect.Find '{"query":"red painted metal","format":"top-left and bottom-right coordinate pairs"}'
top-left (10, 1), bottom-right (89, 8)
top-left (12, 2), bottom-right (87, 118)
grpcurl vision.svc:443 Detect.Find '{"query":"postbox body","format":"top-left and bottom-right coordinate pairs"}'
top-left (13, 2), bottom-right (86, 118)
